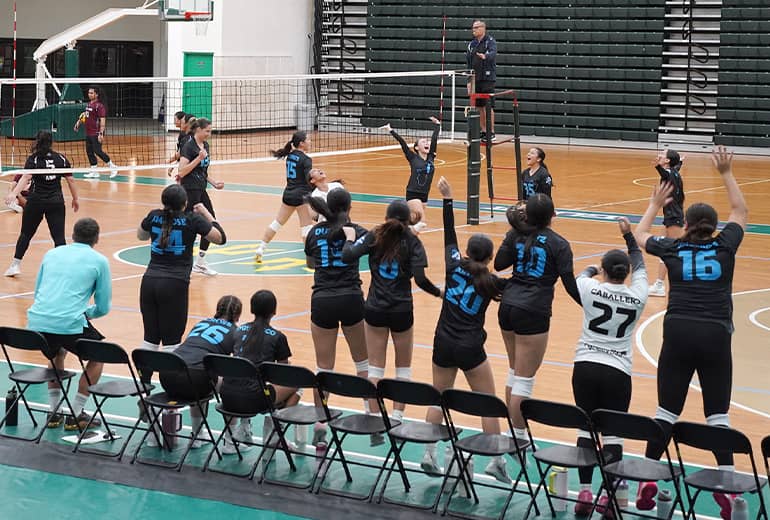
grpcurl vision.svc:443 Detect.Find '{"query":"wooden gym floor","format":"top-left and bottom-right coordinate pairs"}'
top-left (1, 139), bottom-right (769, 468)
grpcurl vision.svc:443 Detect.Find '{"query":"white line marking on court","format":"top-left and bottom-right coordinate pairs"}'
top-left (635, 287), bottom-right (770, 420)
top-left (748, 307), bottom-right (770, 333)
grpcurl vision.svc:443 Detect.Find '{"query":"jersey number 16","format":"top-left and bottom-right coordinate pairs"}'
top-left (678, 250), bottom-right (722, 281)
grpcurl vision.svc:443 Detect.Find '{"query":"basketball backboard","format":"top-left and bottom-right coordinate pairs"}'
top-left (159, 0), bottom-right (214, 21)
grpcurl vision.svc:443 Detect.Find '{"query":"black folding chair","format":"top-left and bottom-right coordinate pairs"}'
top-left (314, 371), bottom-right (396, 501)
top-left (201, 354), bottom-right (272, 477)
top-left (520, 399), bottom-right (604, 519)
top-left (763, 435), bottom-right (770, 493)
top-left (672, 422), bottom-right (768, 520)
top-left (258, 362), bottom-right (342, 488)
top-left (130, 349), bottom-right (218, 471)
top-left (0, 326), bottom-right (78, 443)
top-left (442, 389), bottom-right (537, 520)
top-left (375, 378), bottom-right (456, 509)
top-left (591, 409), bottom-right (686, 520)
top-left (71, 339), bottom-right (155, 460)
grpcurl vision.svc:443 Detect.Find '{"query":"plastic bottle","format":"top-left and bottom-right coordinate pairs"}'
top-left (547, 467), bottom-right (568, 511)
top-left (294, 423), bottom-right (308, 450)
top-left (732, 496), bottom-right (749, 520)
top-left (616, 480), bottom-right (629, 508)
top-left (161, 409), bottom-right (182, 449)
top-left (5, 387), bottom-right (18, 427)
top-left (656, 489), bottom-right (673, 519)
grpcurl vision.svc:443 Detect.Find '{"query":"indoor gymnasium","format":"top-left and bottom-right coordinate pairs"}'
top-left (1, 1), bottom-right (769, 519)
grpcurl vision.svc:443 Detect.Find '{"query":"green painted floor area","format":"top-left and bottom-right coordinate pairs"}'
top-left (0, 464), bottom-right (308, 520)
top-left (0, 361), bottom-right (759, 519)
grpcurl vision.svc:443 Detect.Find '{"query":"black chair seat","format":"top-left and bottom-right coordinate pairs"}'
top-left (329, 413), bottom-right (393, 435)
top-left (533, 445), bottom-right (597, 468)
top-left (214, 402), bottom-right (257, 419)
top-left (273, 405), bottom-right (341, 425)
top-left (389, 422), bottom-right (454, 444)
top-left (455, 433), bottom-right (529, 457)
top-left (145, 392), bottom-right (212, 409)
top-left (685, 469), bottom-right (767, 494)
top-left (88, 380), bottom-right (154, 398)
top-left (9, 367), bottom-right (77, 384)
top-left (604, 458), bottom-right (682, 482)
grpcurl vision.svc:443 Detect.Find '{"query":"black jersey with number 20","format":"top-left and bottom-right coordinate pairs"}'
top-left (645, 222), bottom-right (743, 331)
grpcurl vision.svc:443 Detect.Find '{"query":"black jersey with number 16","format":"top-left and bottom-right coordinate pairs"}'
top-left (645, 222), bottom-right (743, 331)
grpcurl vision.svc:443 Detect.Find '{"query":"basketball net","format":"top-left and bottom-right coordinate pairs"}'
top-left (185, 12), bottom-right (212, 37)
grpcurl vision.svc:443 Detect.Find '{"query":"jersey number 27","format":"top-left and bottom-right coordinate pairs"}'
top-left (588, 302), bottom-right (637, 338)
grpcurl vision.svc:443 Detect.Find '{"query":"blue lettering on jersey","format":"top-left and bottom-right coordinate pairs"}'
top-left (678, 249), bottom-right (722, 281)
top-left (150, 226), bottom-right (184, 255)
top-left (445, 269), bottom-right (483, 315)
top-left (523, 180), bottom-right (535, 198)
top-left (189, 322), bottom-right (231, 344)
top-left (317, 238), bottom-right (346, 268)
top-left (378, 260), bottom-right (399, 280)
top-left (515, 242), bottom-right (547, 277)
top-left (287, 155), bottom-right (298, 179)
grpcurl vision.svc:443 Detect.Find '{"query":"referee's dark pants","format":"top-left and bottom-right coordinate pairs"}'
top-left (85, 135), bottom-right (111, 166)
top-left (14, 200), bottom-right (66, 260)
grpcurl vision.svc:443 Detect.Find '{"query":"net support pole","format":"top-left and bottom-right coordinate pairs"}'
top-left (513, 95), bottom-right (523, 201)
top-left (450, 73), bottom-right (456, 141)
top-left (485, 103), bottom-right (494, 217)
top-left (11, 0), bottom-right (17, 166)
top-left (466, 109), bottom-right (481, 225)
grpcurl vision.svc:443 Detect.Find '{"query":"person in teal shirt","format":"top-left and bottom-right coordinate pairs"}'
top-left (27, 218), bottom-right (112, 432)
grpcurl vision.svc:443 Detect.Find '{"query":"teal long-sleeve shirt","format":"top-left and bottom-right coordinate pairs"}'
top-left (27, 242), bottom-right (112, 335)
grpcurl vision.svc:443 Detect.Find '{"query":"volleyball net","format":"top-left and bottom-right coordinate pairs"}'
top-left (0, 70), bottom-right (459, 174)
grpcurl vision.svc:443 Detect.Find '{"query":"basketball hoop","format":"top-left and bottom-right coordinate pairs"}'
top-left (185, 11), bottom-right (212, 36)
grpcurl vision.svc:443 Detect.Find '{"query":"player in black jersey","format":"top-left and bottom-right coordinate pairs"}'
top-left (178, 118), bottom-right (225, 276)
top-left (166, 111), bottom-right (189, 177)
top-left (154, 295), bottom-right (242, 449)
top-left (520, 147), bottom-right (553, 202)
top-left (254, 131), bottom-right (315, 263)
top-left (220, 290), bottom-right (300, 453)
top-left (304, 188), bottom-right (369, 445)
top-left (420, 177), bottom-right (511, 483)
top-left (634, 148), bottom-right (747, 506)
top-left (384, 116), bottom-right (441, 232)
top-left (137, 184), bottom-right (226, 377)
top-left (4, 131), bottom-right (80, 277)
top-left (649, 149), bottom-right (685, 297)
top-left (342, 199), bottom-right (442, 423)
top-left (494, 193), bottom-right (580, 444)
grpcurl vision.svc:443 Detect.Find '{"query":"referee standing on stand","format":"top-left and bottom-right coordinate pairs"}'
top-left (467, 20), bottom-right (498, 142)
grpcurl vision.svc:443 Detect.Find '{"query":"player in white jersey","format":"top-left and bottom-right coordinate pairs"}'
top-left (308, 168), bottom-right (345, 223)
top-left (571, 217), bottom-right (649, 517)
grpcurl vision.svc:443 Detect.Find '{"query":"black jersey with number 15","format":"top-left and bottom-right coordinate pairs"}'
top-left (305, 223), bottom-right (368, 296)
top-left (645, 222), bottom-right (743, 331)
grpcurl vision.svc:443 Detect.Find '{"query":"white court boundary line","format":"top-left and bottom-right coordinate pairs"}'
top-left (748, 307), bottom-right (770, 333)
top-left (635, 287), bottom-right (770, 420)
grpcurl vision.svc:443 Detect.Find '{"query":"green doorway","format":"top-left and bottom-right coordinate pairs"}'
top-left (183, 52), bottom-right (213, 120)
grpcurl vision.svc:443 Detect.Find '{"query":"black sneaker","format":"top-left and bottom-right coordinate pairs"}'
top-left (64, 412), bottom-right (102, 431)
top-left (489, 133), bottom-right (497, 142)
top-left (47, 412), bottom-right (64, 428)
top-left (480, 131), bottom-right (487, 141)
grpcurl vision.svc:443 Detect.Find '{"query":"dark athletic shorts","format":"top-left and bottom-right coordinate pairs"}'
top-left (311, 293), bottom-right (365, 329)
top-left (498, 304), bottom-right (550, 335)
top-left (365, 308), bottom-right (414, 333)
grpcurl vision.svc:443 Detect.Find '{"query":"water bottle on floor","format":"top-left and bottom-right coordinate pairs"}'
top-left (5, 387), bottom-right (19, 427)
top-left (656, 489), bottom-right (673, 519)
top-left (732, 497), bottom-right (749, 520)
top-left (616, 480), bottom-right (629, 508)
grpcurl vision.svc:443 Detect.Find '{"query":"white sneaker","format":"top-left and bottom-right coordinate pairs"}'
top-left (484, 457), bottom-right (511, 484)
top-left (254, 244), bottom-right (265, 264)
top-left (4, 263), bottom-right (20, 277)
top-left (221, 436), bottom-right (251, 455)
top-left (108, 162), bottom-right (118, 178)
top-left (192, 259), bottom-right (218, 276)
top-left (6, 200), bottom-right (23, 213)
top-left (412, 222), bottom-right (428, 233)
top-left (191, 428), bottom-right (212, 449)
top-left (421, 449), bottom-right (442, 476)
top-left (232, 420), bottom-right (253, 443)
top-left (648, 282), bottom-right (666, 297)
top-left (84, 168), bottom-right (100, 179)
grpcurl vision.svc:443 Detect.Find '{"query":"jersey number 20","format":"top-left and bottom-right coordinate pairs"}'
top-left (588, 302), bottom-right (637, 338)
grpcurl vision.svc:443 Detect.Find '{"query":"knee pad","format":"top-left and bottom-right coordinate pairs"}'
top-left (706, 413), bottom-right (730, 428)
top-left (269, 220), bottom-right (282, 233)
top-left (300, 224), bottom-right (314, 239)
top-left (368, 365), bottom-right (385, 379)
top-left (654, 406), bottom-right (679, 425)
top-left (354, 359), bottom-right (369, 374)
top-left (506, 368), bottom-right (516, 388)
top-left (511, 375), bottom-right (535, 399)
top-left (395, 367), bottom-right (412, 381)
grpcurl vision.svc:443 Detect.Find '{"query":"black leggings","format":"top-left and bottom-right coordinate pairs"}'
top-left (572, 361), bottom-right (631, 484)
top-left (645, 317), bottom-right (733, 466)
top-left (14, 200), bottom-right (66, 260)
top-left (140, 275), bottom-right (190, 346)
top-left (185, 189), bottom-right (215, 252)
top-left (85, 135), bottom-right (111, 165)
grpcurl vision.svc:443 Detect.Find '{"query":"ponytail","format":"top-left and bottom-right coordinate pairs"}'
top-left (372, 219), bottom-right (408, 263)
top-left (30, 130), bottom-right (53, 159)
top-left (682, 203), bottom-right (718, 242)
top-left (463, 234), bottom-right (501, 301)
top-left (306, 188), bottom-right (352, 240)
top-left (601, 249), bottom-right (631, 283)
top-left (506, 194), bottom-right (553, 269)
top-left (159, 184), bottom-right (188, 249)
top-left (214, 295), bottom-right (243, 324)
top-left (237, 291), bottom-right (277, 359)
top-left (272, 131), bottom-right (307, 158)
